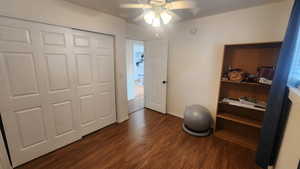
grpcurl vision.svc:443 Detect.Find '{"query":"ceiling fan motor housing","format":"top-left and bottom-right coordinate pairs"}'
top-left (150, 0), bottom-right (167, 6)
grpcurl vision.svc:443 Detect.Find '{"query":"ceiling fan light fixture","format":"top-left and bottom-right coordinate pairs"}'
top-left (160, 11), bottom-right (172, 24)
top-left (144, 10), bottom-right (155, 24)
top-left (152, 15), bottom-right (161, 27)
top-left (121, 0), bottom-right (197, 27)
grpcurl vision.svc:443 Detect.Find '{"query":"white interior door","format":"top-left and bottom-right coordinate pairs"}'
top-left (144, 40), bottom-right (168, 113)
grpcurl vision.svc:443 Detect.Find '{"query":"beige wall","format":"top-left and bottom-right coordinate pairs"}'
top-left (126, 23), bottom-right (154, 41)
top-left (275, 88), bottom-right (300, 169)
top-left (0, 0), bottom-right (129, 122)
top-left (0, 1), bottom-right (298, 168)
top-left (126, 23), bottom-right (169, 41)
top-left (167, 0), bottom-right (293, 120)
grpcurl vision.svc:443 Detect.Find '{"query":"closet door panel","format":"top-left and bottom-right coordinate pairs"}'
top-left (52, 101), bottom-right (74, 136)
top-left (45, 53), bottom-right (69, 91)
top-left (35, 24), bottom-right (80, 150)
top-left (79, 95), bottom-right (96, 125)
top-left (4, 53), bottom-right (39, 96)
top-left (95, 56), bottom-right (113, 83)
top-left (0, 24), bottom-right (32, 51)
top-left (72, 31), bottom-right (99, 136)
top-left (15, 107), bottom-right (46, 147)
top-left (72, 31), bottom-right (116, 136)
top-left (73, 35), bottom-right (90, 48)
top-left (0, 17), bottom-right (52, 167)
top-left (75, 54), bottom-right (93, 86)
top-left (93, 35), bottom-right (116, 129)
top-left (0, 25), bottom-right (31, 43)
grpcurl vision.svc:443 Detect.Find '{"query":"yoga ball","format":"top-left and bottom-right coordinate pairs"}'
top-left (182, 104), bottom-right (212, 136)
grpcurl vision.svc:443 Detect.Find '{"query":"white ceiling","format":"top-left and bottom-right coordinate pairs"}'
top-left (66, 0), bottom-right (283, 23)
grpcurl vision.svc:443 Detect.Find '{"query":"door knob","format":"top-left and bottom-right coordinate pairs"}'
top-left (162, 81), bottom-right (167, 84)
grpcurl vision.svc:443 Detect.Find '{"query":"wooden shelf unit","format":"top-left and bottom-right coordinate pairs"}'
top-left (215, 130), bottom-right (258, 151)
top-left (221, 80), bottom-right (271, 88)
top-left (217, 113), bottom-right (262, 128)
top-left (214, 42), bottom-right (282, 151)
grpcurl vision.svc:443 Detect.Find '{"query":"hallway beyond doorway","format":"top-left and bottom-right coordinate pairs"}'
top-left (126, 40), bottom-right (144, 113)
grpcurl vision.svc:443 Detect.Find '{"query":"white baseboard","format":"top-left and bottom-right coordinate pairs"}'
top-left (117, 113), bottom-right (129, 123)
top-left (167, 112), bottom-right (183, 119)
top-left (128, 98), bottom-right (144, 113)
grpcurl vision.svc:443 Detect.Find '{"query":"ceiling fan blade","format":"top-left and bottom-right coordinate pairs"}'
top-left (165, 1), bottom-right (197, 10)
top-left (168, 10), bottom-right (181, 22)
top-left (120, 3), bottom-right (152, 9)
top-left (133, 13), bottom-right (145, 22)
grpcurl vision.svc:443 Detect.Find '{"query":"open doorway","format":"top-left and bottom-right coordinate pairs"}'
top-left (126, 40), bottom-right (145, 113)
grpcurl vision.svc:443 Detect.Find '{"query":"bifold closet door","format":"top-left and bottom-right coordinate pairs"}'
top-left (0, 17), bottom-right (116, 167)
top-left (0, 17), bottom-right (81, 167)
top-left (71, 30), bottom-right (116, 136)
top-left (34, 23), bottom-right (81, 149)
top-left (0, 17), bottom-right (55, 167)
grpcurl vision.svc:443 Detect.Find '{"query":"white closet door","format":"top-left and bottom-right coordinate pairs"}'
top-left (72, 30), bottom-right (116, 136)
top-left (0, 17), bottom-right (53, 167)
top-left (34, 23), bottom-right (81, 149)
top-left (0, 16), bottom-right (116, 167)
top-left (92, 34), bottom-right (116, 130)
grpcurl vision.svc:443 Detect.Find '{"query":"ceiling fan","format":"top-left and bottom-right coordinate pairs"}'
top-left (120, 0), bottom-right (198, 27)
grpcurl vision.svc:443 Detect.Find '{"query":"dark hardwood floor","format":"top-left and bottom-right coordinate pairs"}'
top-left (17, 109), bottom-right (261, 169)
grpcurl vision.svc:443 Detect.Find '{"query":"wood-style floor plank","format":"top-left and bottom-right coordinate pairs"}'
top-left (17, 109), bottom-right (261, 169)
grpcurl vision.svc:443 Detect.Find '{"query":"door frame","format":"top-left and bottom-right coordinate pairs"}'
top-left (126, 39), bottom-right (145, 113)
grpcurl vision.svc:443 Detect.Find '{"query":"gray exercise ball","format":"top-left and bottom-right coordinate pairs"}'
top-left (182, 104), bottom-right (212, 136)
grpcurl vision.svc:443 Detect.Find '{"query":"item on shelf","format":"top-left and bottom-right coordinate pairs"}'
top-left (228, 69), bottom-right (246, 82)
top-left (221, 98), bottom-right (266, 111)
top-left (244, 73), bottom-right (258, 83)
top-left (239, 97), bottom-right (257, 105)
top-left (257, 66), bottom-right (275, 84)
top-left (239, 97), bottom-right (267, 108)
top-left (221, 71), bottom-right (229, 80)
top-left (259, 77), bottom-right (272, 85)
top-left (221, 66), bottom-right (232, 80)
top-left (222, 77), bottom-right (229, 81)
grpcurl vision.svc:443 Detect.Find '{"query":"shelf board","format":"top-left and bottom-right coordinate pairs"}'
top-left (214, 130), bottom-right (257, 151)
top-left (217, 113), bottom-right (262, 128)
top-left (221, 80), bottom-right (271, 88)
top-left (219, 101), bottom-right (266, 112)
